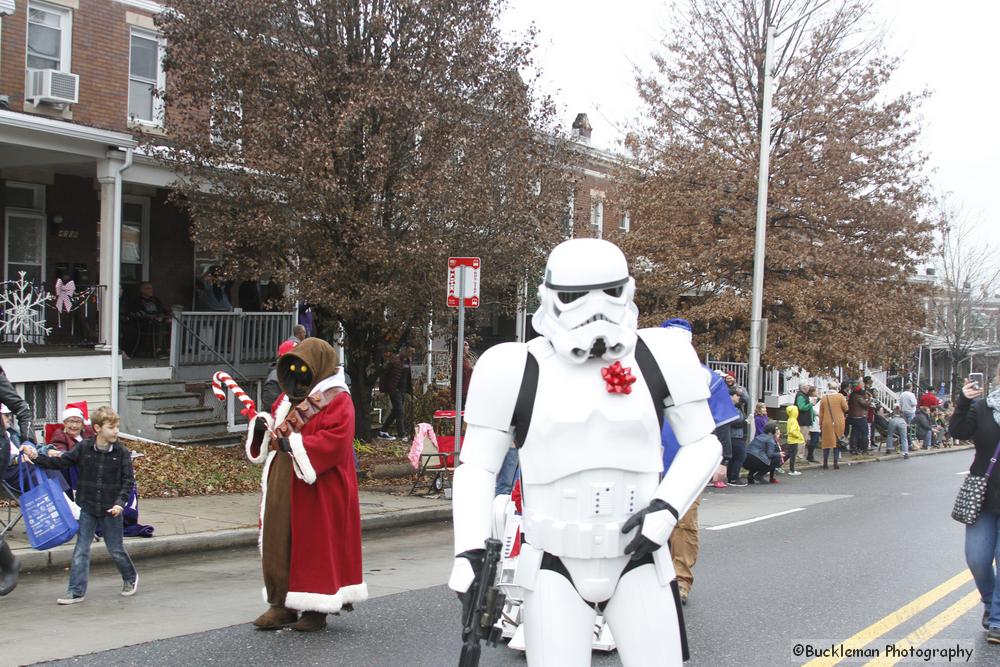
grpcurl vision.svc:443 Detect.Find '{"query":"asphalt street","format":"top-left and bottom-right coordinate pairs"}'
top-left (4, 449), bottom-right (995, 666)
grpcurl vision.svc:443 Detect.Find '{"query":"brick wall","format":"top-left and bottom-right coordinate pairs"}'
top-left (0, 0), bottom-right (155, 133)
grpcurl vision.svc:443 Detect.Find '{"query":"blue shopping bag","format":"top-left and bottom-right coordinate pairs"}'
top-left (18, 456), bottom-right (79, 551)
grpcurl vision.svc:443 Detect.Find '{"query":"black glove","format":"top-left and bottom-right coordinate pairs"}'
top-left (621, 498), bottom-right (675, 561)
top-left (253, 416), bottom-right (268, 437)
top-left (454, 548), bottom-right (485, 603)
top-left (277, 437), bottom-right (292, 453)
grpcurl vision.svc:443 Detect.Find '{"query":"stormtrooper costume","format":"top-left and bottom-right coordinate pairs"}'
top-left (449, 239), bottom-right (721, 666)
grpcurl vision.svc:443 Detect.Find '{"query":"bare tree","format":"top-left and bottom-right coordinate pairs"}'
top-left (623, 0), bottom-right (933, 372)
top-left (926, 200), bottom-right (1000, 392)
top-left (155, 0), bottom-right (568, 438)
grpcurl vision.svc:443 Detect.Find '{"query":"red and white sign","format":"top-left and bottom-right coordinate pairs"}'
top-left (447, 257), bottom-right (481, 308)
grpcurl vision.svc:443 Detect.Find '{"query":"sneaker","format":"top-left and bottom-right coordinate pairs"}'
top-left (712, 480), bottom-right (727, 488)
top-left (121, 574), bottom-right (139, 597)
top-left (788, 471), bottom-right (802, 476)
top-left (377, 431), bottom-right (396, 440)
top-left (727, 478), bottom-right (748, 487)
top-left (903, 453), bottom-right (909, 459)
top-left (57, 595), bottom-right (85, 605)
top-left (746, 476), bottom-right (755, 485)
top-left (988, 627), bottom-right (1000, 644)
top-left (769, 478), bottom-right (780, 484)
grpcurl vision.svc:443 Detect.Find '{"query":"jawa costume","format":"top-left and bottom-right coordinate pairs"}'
top-left (245, 338), bottom-right (367, 632)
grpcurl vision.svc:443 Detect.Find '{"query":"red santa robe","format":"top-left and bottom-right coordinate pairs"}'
top-left (245, 371), bottom-right (367, 613)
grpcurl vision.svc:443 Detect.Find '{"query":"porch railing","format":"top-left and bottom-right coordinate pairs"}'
top-left (169, 308), bottom-right (296, 369)
top-left (0, 281), bottom-right (107, 351)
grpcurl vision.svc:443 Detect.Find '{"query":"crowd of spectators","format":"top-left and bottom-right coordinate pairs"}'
top-left (717, 374), bottom-right (957, 487)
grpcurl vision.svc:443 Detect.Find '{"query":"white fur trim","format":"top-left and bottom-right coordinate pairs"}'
top-left (287, 432), bottom-right (317, 484)
top-left (309, 370), bottom-right (350, 396)
top-left (245, 412), bottom-right (275, 464)
top-left (285, 582), bottom-right (368, 614)
top-left (258, 450), bottom-right (276, 556)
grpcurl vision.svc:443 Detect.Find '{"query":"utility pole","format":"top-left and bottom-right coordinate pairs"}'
top-left (748, 0), bottom-right (775, 405)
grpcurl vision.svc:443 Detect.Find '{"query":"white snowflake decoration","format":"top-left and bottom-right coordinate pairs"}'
top-left (0, 272), bottom-right (52, 353)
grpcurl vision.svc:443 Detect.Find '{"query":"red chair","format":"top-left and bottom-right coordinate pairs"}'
top-left (407, 411), bottom-right (462, 495)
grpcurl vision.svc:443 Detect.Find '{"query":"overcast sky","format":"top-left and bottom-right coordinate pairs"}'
top-left (500, 0), bottom-right (999, 254)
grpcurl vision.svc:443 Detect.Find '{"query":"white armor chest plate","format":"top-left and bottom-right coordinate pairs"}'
top-left (519, 351), bottom-right (663, 559)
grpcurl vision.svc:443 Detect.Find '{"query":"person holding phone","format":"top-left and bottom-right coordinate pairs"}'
top-left (949, 368), bottom-right (1000, 645)
top-left (25, 406), bottom-right (138, 605)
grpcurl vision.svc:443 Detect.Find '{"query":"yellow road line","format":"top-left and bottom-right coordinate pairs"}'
top-left (862, 589), bottom-right (981, 667)
top-left (801, 569), bottom-right (973, 667)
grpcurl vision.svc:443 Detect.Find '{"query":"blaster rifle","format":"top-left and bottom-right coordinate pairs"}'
top-left (458, 538), bottom-right (506, 667)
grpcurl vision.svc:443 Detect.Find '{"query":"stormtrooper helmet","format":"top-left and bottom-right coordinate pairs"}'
top-left (531, 238), bottom-right (639, 363)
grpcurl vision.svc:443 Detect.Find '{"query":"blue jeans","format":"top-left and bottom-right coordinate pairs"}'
top-left (727, 438), bottom-right (747, 482)
top-left (886, 420), bottom-right (908, 453)
top-left (495, 448), bottom-right (520, 495)
top-left (68, 509), bottom-right (137, 597)
top-left (966, 511), bottom-right (1000, 629)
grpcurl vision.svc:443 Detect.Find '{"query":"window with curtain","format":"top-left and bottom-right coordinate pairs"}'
top-left (129, 29), bottom-right (164, 125)
top-left (27, 2), bottom-right (69, 71)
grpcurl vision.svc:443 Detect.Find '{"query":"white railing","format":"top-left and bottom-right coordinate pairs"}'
top-left (169, 308), bottom-right (296, 368)
top-left (867, 374), bottom-right (898, 410)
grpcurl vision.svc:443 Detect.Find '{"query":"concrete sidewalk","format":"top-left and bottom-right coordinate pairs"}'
top-left (6, 489), bottom-right (451, 573)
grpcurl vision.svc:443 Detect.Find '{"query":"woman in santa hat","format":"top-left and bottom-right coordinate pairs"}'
top-left (45, 402), bottom-right (96, 455)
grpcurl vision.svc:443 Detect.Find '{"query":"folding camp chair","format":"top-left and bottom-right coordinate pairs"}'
top-left (408, 411), bottom-right (460, 495)
top-left (0, 477), bottom-right (22, 538)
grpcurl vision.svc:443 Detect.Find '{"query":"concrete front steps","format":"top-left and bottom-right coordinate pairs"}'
top-left (120, 380), bottom-right (242, 447)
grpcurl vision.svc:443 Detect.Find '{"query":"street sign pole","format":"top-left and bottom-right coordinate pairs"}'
top-left (455, 266), bottom-right (466, 455)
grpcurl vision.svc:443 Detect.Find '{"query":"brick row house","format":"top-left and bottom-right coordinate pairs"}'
top-left (0, 0), bottom-right (632, 438)
top-left (0, 0), bottom-right (292, 443)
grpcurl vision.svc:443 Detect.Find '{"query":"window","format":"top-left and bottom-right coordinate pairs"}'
top-left (620, 211), bottom-right (630, 233)
top-left (121, 196), bottom-right (150, 285)
top-left (26, 1), bottom-right (72, 72)
top-left (590, 193), bottom-right (604, 238)
top-left (20, 381), bottom-right (59, 424)
top-left (4, 182), bottom-right (45, 210)
top-left (4, 183), bottom-right (46, 284)
top-left (128, 29), bottom-right (165, 125)
top-left (564, 190), bottom-right (575, 238)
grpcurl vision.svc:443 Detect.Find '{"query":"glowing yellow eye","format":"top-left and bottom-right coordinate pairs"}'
top-left (290, 364), bottom-right (297, 372)
top-left (300, 365), bottom-right (308, 372)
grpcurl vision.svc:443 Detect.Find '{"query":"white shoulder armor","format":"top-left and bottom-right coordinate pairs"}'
top-left (463, 342), bottom-right (528, 432)
top-left (637, 327), bottom-right (710, 407)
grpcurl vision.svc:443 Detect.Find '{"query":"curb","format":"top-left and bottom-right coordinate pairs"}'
top-left (791, 443), bottom-right (972, 472)
top-left (17, 504), bottom-right (452, 574)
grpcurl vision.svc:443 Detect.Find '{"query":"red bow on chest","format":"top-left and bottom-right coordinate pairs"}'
top-left (601, 361), bottom-right (636, 395)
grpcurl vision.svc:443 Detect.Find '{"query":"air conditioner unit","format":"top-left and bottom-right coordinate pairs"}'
top-left (26, 68), bottom-right (79, 106)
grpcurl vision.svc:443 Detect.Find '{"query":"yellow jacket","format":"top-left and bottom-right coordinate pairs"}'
top-left (785, 405), bottom-right (805, 444)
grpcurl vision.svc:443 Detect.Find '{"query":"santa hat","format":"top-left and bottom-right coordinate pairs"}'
top-left (61, 401), bottom-right (89, 424)
top-left (277, 340), bottom-right (298, 358)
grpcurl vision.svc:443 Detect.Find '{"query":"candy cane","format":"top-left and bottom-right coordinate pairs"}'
top-left (212, 371), bottom-right (258, 420)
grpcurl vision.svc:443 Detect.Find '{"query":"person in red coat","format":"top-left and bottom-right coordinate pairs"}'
top-left (244, 338), bottom-right (366, 632)
top-left (47, 402), bottom-right (95, 453)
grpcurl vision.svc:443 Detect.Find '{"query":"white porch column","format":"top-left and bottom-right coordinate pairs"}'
top-left (96, 156), bottom-right (124, 351)
top-left (96, 149), bottom-right (133, 410)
